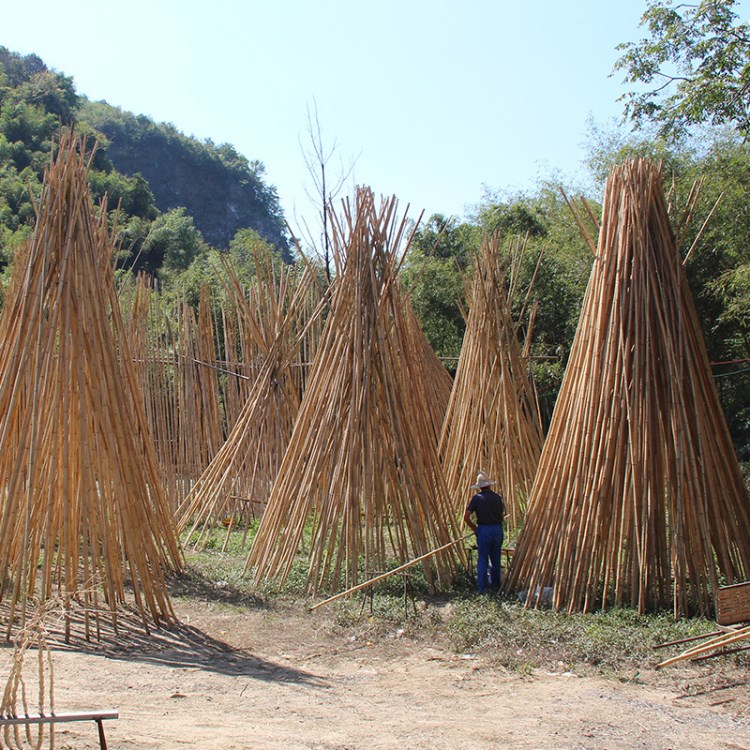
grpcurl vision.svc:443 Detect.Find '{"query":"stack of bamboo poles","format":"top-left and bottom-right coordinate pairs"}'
top-left (123, 246), bottom-right (324, 513)
top-left (0, 133), bottom-right (182, 636)
top-left (177, 249), bottom-right (323, 546)
top-left (439, 234), bottom-right (544, 534)
top-left (506, 159), bottom-right (750, 616)
top-left (122, 273), bottom-right (183, 506)
top-left (246, 189), bottom-right (464, 593)
top-left (404, 301), bottom-right (454, 445)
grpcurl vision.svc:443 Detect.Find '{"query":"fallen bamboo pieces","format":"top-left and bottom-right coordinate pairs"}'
top-left (309, 533), bottom-right (474, 611)
top-left (506, 158), bottom-right (750, 616)
top-left (246, 189), bottom-right (465, 593)
top-left (657, 626), bottom-right (750, 669)
top-left (0, 133), bottom-right (182, 637)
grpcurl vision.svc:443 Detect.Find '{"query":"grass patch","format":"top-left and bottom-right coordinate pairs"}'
top-left (172, 525), bottom-right (749, 678)
top-left (443, 595), bottom-right (735, 673)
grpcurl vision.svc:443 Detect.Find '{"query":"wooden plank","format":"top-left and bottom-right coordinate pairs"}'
top-left (0, 710), bottom-right (119, 725)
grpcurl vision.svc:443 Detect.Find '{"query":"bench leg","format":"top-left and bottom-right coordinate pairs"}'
top-left (95, 719), bottom-right (108, 750)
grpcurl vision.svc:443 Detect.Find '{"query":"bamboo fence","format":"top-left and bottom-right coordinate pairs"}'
top-left (505, 158), bottom-right (750, 616)
top-left (0, 133), bottom-right (182, 638)
top-left (246, 189), bottom-right (465, 593)
top-left (439, 234), bottom-right (544, 534)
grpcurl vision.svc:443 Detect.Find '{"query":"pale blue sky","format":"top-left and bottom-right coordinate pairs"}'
top-left (4, 1), bottom-right (746, 235)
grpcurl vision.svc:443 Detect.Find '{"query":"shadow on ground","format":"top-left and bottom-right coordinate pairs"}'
top-left (1, 598), bottom-right (327, 689)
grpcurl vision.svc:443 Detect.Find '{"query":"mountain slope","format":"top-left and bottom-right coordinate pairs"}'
top-left (80, 101), bottom-right (290, 257)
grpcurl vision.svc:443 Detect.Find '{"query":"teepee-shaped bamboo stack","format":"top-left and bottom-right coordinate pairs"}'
top-left (404, 301), bottom-right (454, 445)
top-left (506, 159), bottom-right (750, 616)
top-left (439, 234), bottom-right (544, 534)
top-left (246, 189), bottom-right (464, 592)
top-left (177, 251), bottom-right (322, 546)
top-left (0, 133), bottom-right (181, 636)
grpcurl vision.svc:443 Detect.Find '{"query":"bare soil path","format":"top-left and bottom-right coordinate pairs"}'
top-left (2, 599), bottom-right (749, 750)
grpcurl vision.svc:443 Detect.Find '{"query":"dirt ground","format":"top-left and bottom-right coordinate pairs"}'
top-left (2, 597), bottom-right (749, 750)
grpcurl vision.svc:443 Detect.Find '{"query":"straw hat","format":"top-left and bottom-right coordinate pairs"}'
top-left (470, 471), bottom-right (495, 489)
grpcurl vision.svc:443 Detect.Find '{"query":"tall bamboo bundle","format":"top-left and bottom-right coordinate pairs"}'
top-left (403, 301), bottom-right (454, 445)
top-left (0, 133), bottom-right (182, 636)
top-left (177, 251), bottom-right (322, 545)
top-left (246, 188), bottom-right (465, 593)
top-left (120, 274), bottom-right (177, 500)
top-left (172, 288), bottom-right (225, 483)
top-left (506, 159), bottom-right (750, 616)
top-left (439, 234), bottom-right (544, 534)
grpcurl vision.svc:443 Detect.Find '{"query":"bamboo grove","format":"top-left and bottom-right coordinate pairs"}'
top-left (0, 135), bottom-right (748, 645)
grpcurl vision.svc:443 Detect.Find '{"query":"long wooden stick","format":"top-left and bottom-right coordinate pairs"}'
top-left (309, 533), bottom-right (474, 611)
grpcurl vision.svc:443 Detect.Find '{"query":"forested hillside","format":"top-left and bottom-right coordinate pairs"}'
top-left (81, 101), bottom-right (289, 254)
top-left (0, 45), bottom-right (289, 278)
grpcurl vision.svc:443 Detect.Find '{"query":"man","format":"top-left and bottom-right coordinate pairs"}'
top-left (464, 471), bottom-right (504, 593)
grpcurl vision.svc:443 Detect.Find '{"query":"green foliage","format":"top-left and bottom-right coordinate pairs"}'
top-left (614, 0), bottom-right (750, 139)
top-left (88, 169), bottom-right (157, 219)
top-left (478, 199), bottom-right (548, 238)
top-left (228, 228), bottom-right (288, 280)
top-left (402, 214), bottom-right (480, 361)
top-left (139, 207), bottom-right (209, 278)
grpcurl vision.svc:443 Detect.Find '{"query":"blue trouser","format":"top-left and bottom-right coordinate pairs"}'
top-left (476, 524), bottom-right (503, 592)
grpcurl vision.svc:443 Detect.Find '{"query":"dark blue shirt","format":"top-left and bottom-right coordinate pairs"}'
top-left (467, 489), bottom-right (504, 526)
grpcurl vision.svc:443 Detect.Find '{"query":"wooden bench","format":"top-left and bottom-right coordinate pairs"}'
top-left (716, 581), bottom-right (750, 627)
top-left (0, 710), bottom-right (118, 750)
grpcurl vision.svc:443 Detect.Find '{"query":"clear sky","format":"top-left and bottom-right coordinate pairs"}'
top-left (4, 0), bottom-right (744, 236)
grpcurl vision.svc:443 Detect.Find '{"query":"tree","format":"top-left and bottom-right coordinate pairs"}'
top-left (614, 0), bottom-right (750, 139)
top-left (138, 208), bottom-right (209, 277)
top-left (299, 101), bottom-right (358, 281)
top-left (401, 215), bottom-right (479, 363)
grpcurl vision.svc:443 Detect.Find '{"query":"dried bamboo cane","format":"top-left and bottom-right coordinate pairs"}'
top-left (0, 133), bottom-right (182, 638)
top-left (506, 159), bottom-right (750, 616)
top-left (246, 189), bottom-right (465, 593)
